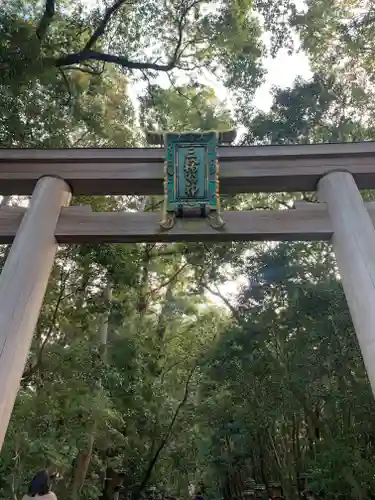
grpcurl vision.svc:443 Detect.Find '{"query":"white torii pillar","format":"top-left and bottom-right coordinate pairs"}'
top-left (318, 170), bottom-right (375, 394)
top-left (0, 176), bottom-right (71, 450)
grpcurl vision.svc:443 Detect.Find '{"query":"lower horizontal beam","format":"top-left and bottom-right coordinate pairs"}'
top-left (56, 205), bottom-right (334, 243)
top-left (0, 203), bottom-right (374, 243)
top-left (0, 205), bottom-right (330, 243)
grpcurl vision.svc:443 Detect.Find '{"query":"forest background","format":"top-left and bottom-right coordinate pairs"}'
top-left (1, 0), bottom-right (375, 499)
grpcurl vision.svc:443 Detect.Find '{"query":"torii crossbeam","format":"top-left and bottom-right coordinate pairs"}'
top-left (1, 141), bottom-right (375, 195)
top-left (1, 140), bottom-right (375, 451)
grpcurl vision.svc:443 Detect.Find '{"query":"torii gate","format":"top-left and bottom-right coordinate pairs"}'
top-left (1, 140), bottom-right (375, 450)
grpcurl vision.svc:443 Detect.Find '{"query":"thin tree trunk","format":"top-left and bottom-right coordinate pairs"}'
top-left (156, 280), bottom-right (175, 341)
top-left (72, 283), bottom-right (112, 499)
top-left (137, 196), bottom-right (153, 316)
top-left (132, 365), bottom-right (197, 500)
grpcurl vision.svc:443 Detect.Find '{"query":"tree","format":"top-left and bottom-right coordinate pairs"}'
top-left (5, 0), bottom-right (375, 499)
top-left (239, 74), bottom-right (375, 146)
top-left (195, 241), bottom-right (375, 500)
top-left (0, 3), bottom-right (138, 148)
top-left (140, 84), bottom-right (233, 132)
top-left (290, 0), bottom-right (375, 122)
top-left (2, 0), bottom-right (265, 96)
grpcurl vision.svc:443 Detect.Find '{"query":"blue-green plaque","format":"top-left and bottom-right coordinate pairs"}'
top-left (147, 130), bottom-right (235, 230)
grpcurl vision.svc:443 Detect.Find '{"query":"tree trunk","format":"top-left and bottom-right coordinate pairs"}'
top-left (71, 283), bottom-right (112, 499)
top-left (99, 467), bottom-right (126, 500)
top-left (137, 244), bottom-right (152, 315)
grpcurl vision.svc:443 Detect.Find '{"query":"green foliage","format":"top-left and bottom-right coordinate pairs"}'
top-left (291, 0), bottom-right (375, 122)
top-left (140, 84), bottom-right (234, 132)
top-left (239, 74), bottom-right (375, 146)
top-left (3, 0), bottom-right (375, 499)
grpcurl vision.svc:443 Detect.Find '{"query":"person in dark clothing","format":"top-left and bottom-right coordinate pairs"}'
top-left (28, 471), bottom-right (50, 496)
top-left (195, 491), bottom-right (204, 500)
top-left (22, 470), bottom-right (57, 499)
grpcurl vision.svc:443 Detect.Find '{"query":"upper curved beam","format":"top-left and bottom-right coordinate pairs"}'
top-left (1, 141), bottom-right (375, 195)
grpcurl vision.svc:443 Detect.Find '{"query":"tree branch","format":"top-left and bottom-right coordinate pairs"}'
top-left (83, 0), bottom-right (131, 52)
top-left (133, 364), bottom-right (198, 500)
top-left (58, 68), bottom-right (72, 105)
top-left (71, 130), bottom-right (89, 147)
top-left (36, 0), bottom-right (56, 41)
top-left (22, 268), bottom-right (69, 384)
top-left (56, 50), bottom-right (177, 71)
top-left (63, 65), bottom-right (104, 76)
top-left (204, 283), bottom-right (243, 324)
top-left (149, 263), bottom-right (188, 295)
top-left (159, 359), bottom-right (186, 383)
top-left (56, 0), bottom-right (204, 72)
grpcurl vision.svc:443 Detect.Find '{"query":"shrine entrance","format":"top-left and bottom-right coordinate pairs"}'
top-left (1, 138), bottom-right (375, 450)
